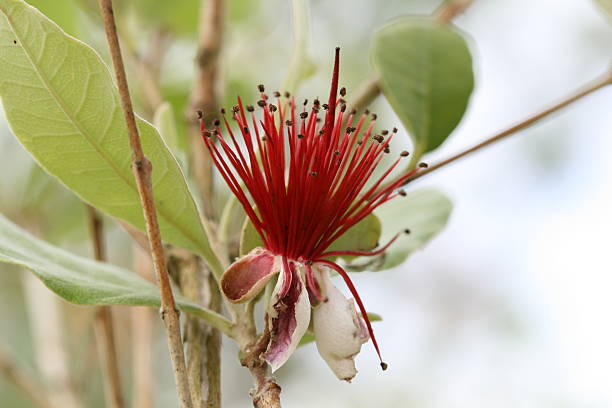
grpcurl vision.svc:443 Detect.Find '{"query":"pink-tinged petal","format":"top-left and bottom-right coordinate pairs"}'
top-left (220, 248), bottom-right (279, 303)
top-left (312, 265), bottom-right (369, 382)
top-left (264, 259), bottom-right (311, 372)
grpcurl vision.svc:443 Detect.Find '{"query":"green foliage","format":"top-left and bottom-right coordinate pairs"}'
top-left (0, 213), bottom-right (232, 334)
top-left (239, 214), bottom-right (382, 258)
top-left (371, 18), bottom-right (474, 157)
top-left (0, 0), bottom-right (222, 275)
top-left (358, 188), bottom-right (452, 271)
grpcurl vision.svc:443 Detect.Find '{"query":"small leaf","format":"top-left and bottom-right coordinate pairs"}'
top-left (239, 214), bottom-right (382, 258)
top-left (299, 312), bottom-right (382, 346)
top-left (371, 18), bottom-right (474, 155)
top-left (0, 213), bottom-right (232, 335)
top-left (352, 188), bottom-right (452, 271)
top-left (0, 0), bottom-right (223, 276)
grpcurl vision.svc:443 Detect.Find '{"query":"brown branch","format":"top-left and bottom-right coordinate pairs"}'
top-left (399, 70), bottom-right (612, 186)
top-left (347, 76), bottom-right (380, 114)
top-left (96, 1), bottom-right (193, 407)
top-left (238, 325), bottom-right (281, 408)
top-left (0, 347), bottom-right (57, 408)
top-left (434, 0), bottom-right (474, 24)
top-left (85, 206), bottom-right (124, 408)
top-left (182, 1), bottom-right (226, 407)
top-left (187, 0), bottom-right (225, 220)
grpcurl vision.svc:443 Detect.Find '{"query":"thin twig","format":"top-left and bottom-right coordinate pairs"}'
top-left (96, 1), bottom-right (193, 407)
top-left (347, 76), bottom-right (380, 114)
top-left (399, 70), bottom-right (612, 186)
top-left (0, 347), bottom-right (57, 408)
top-left (183, 1), bottom-right (226, 407)
top-left (434, 0), bottom-right (474, 24)
top-left (85, 206), bottom-right (125, 408)
top-left (188, 0), bottom-right (225, 220)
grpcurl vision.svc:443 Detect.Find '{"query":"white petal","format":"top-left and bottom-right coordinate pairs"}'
top-left (264, 260), bottom-right (311, 372)
top-left (312, 266), bottom-right (369, 382)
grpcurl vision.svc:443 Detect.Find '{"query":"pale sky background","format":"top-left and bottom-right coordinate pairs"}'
top-left (1, 0), bottom-right (611, 407)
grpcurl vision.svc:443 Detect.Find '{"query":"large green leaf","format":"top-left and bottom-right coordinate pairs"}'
top-left (239, 214), bottom-right (381, 258)
top-left (0, 0), bottom-right (222, 276)
top-left (358, 188), bottom-right (452, 271)
top-left (0, 213), bottom-right (232, 335)
top-left (371, 18), bottom-right (474, 156)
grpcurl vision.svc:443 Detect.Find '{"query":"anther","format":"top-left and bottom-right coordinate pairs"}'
top-left (310, 171), bottom-right (318, 177)
top-left (364, 109), bottom-right (370, 115)
top-left (297, 133), bottom-right (305, 139)
top-left (220, 108), bottom-right (226, 114)
top-left (243, 127), bottom-right (249, 133)
top-left (300, 112), bottom-right (308, 119)
top-left (284, 91), bottom-right (291, 98)
top-left (261, 136), bottom-right (267, 142)
top-left (380, 362), bottom-right (388, 371)
top-left (285, 120), bottom-right (293, 126)
top-left (418, 162), bottom-right (428, 168)
top-left (339, 98), bottom-right (346, 105)
top-left (232, 105), bottom-right (239, 113)
top-left (398, 190), bottom-right (407, 197)
top-left (322, 103), bottom-right (329, 110)
top-left (381, 130), bottom-right (389, 135)
top-left (384, 147), bottom-right (391, 154)
top-left (334, 151), bottom-right (340, 156)
top-left (400, 151), bottom-right (409, 157)
top-left (273, 91), bottom-right (281, 97)
top-left (350, 109), bottom-right (357, 115)
top-left (202, 130), bottom-right (211, 138)
top-left (404, 228), bottom-right (411, 234)
top-left (269, 104), bottom-right (277, 112)
top-left (316, 118), bottom-right (322, 123)
top-left (197, 110), bottom-right (203, 119)
top-left (314, 98), bottom-right (320, 106)
top-left (258, 84), bottom-right (265, 92)
top-left (392, 127), bottom-right (398, 133)
top-left (213, 119), bottom-right (220, 126)
top-left (340, 87), bottom-right (347, 97)
top-left (340, 104), bottom-right (347, 112)
top-left (257, 100), bottom-right (266, 107)
top-left (246, 105), bottom-right (255, 112)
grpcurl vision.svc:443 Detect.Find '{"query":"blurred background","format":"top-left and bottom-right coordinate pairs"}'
top-left (1, 0), bottom-right (611, 407)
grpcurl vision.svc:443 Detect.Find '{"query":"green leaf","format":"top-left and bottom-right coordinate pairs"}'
top-left (371, 18), bottom-right (474, 156)
top-left (299, 313), bottom-right (382, 346)
top-left (0, 213), bottom-right (232, 335)
top-left (350, 188), bottom-right (452, 271)
top-left (239, 214), bottom-right (382, 258)
top-left (0, 0), bottom-right (223, 276)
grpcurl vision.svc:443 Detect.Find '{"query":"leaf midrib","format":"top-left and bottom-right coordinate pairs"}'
top-left (0, 5), bottom-right (204, 254)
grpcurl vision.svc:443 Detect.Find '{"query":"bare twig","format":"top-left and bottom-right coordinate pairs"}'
top-left (434, 0), bottom-right (474, 24)
top-left (399, 69), bottom-right (612, 186)
top-left (238, 325), bottom-right (281, 408)
top-left (188, 0), bottom-right (225, 220)
top-left (0, 347), bottom-right (57, 408)
top-left (182, 1), bottom-right (226, 407)
top-left (96, 1), bottom-right (192, 407)
top-left (85, 206), bottom-right (124, 408)
top-left (347, 76), bottom-right (380, 114)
